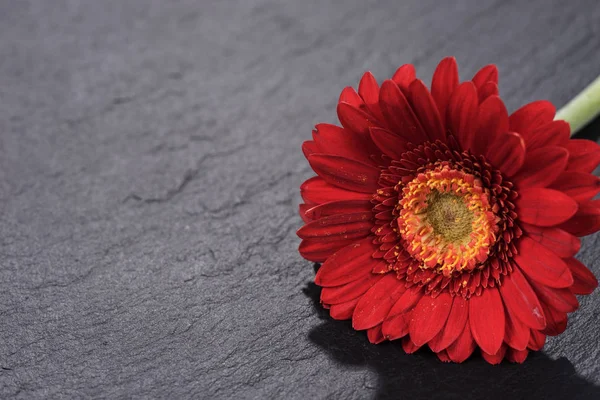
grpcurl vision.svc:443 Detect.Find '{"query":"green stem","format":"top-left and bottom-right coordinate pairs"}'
top-left (555, 75), bottom-right (600, 136)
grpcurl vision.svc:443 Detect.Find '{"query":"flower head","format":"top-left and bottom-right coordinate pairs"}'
top-left (298, 57), bottom-right (600, 364)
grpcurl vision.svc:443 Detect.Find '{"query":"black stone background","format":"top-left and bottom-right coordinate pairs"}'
top-left (1, 0), bottom-right (599, 399)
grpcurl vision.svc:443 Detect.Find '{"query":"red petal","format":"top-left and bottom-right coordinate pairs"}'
top-left (371, 260), bottom-right (392, 274)
top-left (388, 285), bottom-right (424, 317)
top-left (299, 238), bottom-right (356, 262)
top-left (300, 176), bottom-right (372, 204)
top-left (353, 274), bottom-right (405, 330)
top-left (485, 132), bottom-right (525, 177)
top-left (507, 348), bottom-right (529, 363)
top-left (382, 313), bottom-right (410, 340)
top-left (320, 273), bottom-right (385, 304)
top-left (521, 223), bottom-right (580, 258)
top-left (499, 267), bottom-right (546, 330)
top-left (446, 320), bottom-right (476, 363)
top-left (337, 102), bottom-right (377, 135)
top-left (329, 298), bottom-right (360, 320)
top-left (338, 86), bottom-right (363, 107)
top-left (522, 120), bottom-right (570, 150)
top-left (477, 81), bottom-right (499, 103)
top-left (557, 200), bottom-right (600, 236)
top-left (471, 95), bottom-right (509, 156)
top-left (469, 287), bottom-right (505, 355)
top-left (367, 324), bottom-right (386, 344)
top-left (297, 212), bottom-right (373, 241)
top-left (481, 344), bottom-right (507, 365)
top-left (379, 80), bottom-right (426, 144)
top-left (315, 237), bottom-right (377, 287)
top-left (515, 187), bottom-right (578, 227)
top-left (447, 82), bottom-right (479, 151)
top-left (408, 79), bottom-right (445, 142)
top-left (550, 171), bottom-right (600, 202)
top-left (514, 236), bottom-right (573, 289)
top-left (391, 64), bottom-right (416, 90)
top-left (299, 204), bottom-right (313, 223)
top-left (308, 154), bottom-right (381, 193)
top-left (436, 350), bottom-right (452, 363)
top-left (472, 65), bottom-right (500, 104)
top-left (302, 140), bottom-right (319, 158)
top-left (528, 329), bottom-right (546, 351)
top-left (530, 281), bottom-right (578, 313)
top-left (566, 139), bottom-right (600, 173)
top-left (402, 336), bottom-right (421, 354)
top-left (408, 292), bottom-right (453, 347)
top-left (472, 64), bottom-right (498, 88)
top-left (431, 57), bottom-right (459, 127)
top-left (565, 257), bottom-right (598, 295)
top-left (370, 127), bottom-right (409, 160)
top-left (509, 100), bottom-right (555, 136)
top-left (304, 200), bottom-right (373, 220)
top-left (504, 309), bottom-right (530, 351)
top-left (428, 296), bottom-right (468, 352)
top-left (514, 147), bottom-right (569, 188)
top-left (541, 307), bottom-right (568, 336)
top-left (312, 123), bottom-right (377, 165)
top-left (358, 72), bottom-right (379, 106)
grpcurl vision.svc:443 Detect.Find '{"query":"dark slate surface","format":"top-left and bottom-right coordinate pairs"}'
top-left (1, 0), bottom-right (600, 398)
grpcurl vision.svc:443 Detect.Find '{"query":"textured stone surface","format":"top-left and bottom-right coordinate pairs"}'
top-left (1, 0), bottom-right (599, 398)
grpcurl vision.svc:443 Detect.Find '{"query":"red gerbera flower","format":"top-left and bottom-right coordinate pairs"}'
top-left (298, 57), bottom-right (600, 364)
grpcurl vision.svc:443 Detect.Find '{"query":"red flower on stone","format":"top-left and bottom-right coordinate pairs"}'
top-left (298, 57), bottom-right (600, 364)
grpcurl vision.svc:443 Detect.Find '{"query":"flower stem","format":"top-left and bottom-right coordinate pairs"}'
top-left (555, 75), bottom-right (600, 136)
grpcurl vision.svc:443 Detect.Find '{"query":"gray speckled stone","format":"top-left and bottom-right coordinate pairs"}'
top-left (0, 0), bottom-right (599, 398)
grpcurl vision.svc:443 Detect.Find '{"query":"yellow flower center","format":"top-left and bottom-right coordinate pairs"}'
top-left (398, 163), bottom-right (498, 276)
top-left (426, 192), bottom-right (474, 242)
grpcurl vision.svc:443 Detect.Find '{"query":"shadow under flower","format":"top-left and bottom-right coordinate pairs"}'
top-left (573, 115), bottom-right (600, 141)
top-left (304, 277), bottom-right (600, 400)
